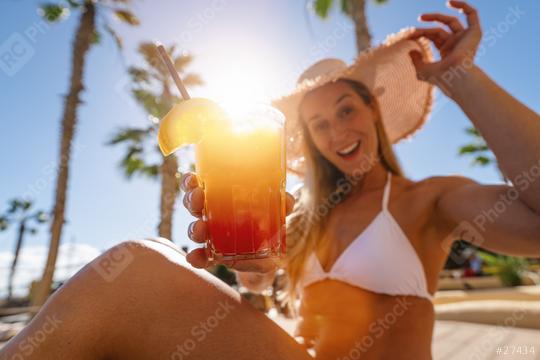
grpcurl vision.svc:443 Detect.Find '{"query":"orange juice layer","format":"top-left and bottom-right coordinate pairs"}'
top-left (196, 123), bottom-right (286, 255)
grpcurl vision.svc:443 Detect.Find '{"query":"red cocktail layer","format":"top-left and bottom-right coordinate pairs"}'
top-left (204, 180), bottom-right (285, 255)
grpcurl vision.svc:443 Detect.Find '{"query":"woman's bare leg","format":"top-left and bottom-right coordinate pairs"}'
top-left (1, 238), bottom-right (311, 359)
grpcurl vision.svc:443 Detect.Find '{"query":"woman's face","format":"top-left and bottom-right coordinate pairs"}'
top-left (299, 81), bottom-right (379, 175)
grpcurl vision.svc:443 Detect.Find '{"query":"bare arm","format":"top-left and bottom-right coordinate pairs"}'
top-left (446, 65), bottom-right (540, 211)
top-left (433, 175), bottom-right (540, 257)
top-left (409, 1), bottom-right (540, 255)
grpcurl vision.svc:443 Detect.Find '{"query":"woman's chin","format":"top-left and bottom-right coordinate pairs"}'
top-left (335, 152), bottom-right (377, 177)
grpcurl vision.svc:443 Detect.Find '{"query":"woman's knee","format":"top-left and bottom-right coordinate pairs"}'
top-left (89, 238), bottom-right (238, 302)
top-left (88, 238), bottom-right (188, 284)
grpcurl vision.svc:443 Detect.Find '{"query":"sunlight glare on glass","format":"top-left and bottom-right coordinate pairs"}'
top-left (203, 54), bottom-right (281, 130)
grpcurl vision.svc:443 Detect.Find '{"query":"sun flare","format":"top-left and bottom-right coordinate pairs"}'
top-left (196, 44), bottom-right (286, 120)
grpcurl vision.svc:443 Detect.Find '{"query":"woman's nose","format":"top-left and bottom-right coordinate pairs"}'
top-left (329, 122), bottom-right (348, 143)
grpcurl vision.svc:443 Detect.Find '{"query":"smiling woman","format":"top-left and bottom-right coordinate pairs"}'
top-left (299, 79), bottom-right (400, 174)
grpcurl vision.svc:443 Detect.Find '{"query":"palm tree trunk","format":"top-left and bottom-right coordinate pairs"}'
top-left (350, 0), bottom-right (372, 53)
top-left (157, 82), bottom-right (179, 241)
top-left (157, 154), bottom-right (178, 240)
top-left (31, 1), bottom-right (96, 310)
top-left (8, 220), bottom-right (25, 301)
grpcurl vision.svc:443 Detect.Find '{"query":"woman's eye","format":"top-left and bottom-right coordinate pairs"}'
top-left (339, 106), bottom-right (354, 118)
top-left (313, 121), bottom-right (329, 132)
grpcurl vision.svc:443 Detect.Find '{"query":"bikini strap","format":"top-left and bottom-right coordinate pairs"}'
top-left (382, 171), bottom-right (392, 211)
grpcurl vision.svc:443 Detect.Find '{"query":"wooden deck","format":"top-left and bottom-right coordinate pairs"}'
top-left (271, 316), bottom-right (540, 360)
top-left (433, 321), bottom-right (540, 360)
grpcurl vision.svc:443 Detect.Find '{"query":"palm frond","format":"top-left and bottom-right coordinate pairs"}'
top-left (0, 216), bottom-right (9, 231)
top-left (339, 0), bottom-right (351, 16)
top-left (120, 149), bottom-right (159, 179)
top-left (458, 143), bottom-right (489, 155)
top-left (35, 211), bottom-right (49, 223)
top-left (138, 42), bottom-right (168, 79)
top-left (113, 9), bottom-right (140, 26)
top-left (472, 155), bottom-right (493, 166)
top-left (173, 54), bottom-right (194, 72)
top-left (122, 154), bottom-right (146, 178)
top-left (128, 66), bottom-right (150, 84)
top-left (182, 73), bottom-right (203, 87)
top-left (104, 23), bottom-right (123, 49)
top-left (107, 127), bottom-right (152, 145)
top-left (38, 3), bottom-right (69, 22)
top-left (464, 126), bottom-right (481, 138)
top-left (65, 0), bottom-right (80, 8)
top-left (90, 29), bottom-right (101, 45)
top-left (140, 164), bottom-right (160, 177)
top-left (131, 89), bottom-right (169, 118)
top-left (313, 0), bottom-right (333, 19)
top-left (8, 199), bottom-right (22, 214)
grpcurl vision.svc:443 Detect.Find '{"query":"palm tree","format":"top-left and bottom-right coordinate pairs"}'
top-left (311, 0), bottom-right (388, 52)
top-left (107, 43), bottom-right (202, 241)
top-left (32, 0), bottom-right (139, 310)
top-left (0, 199), bottom-right (48, 301)
top-left (458, 126), bottom-right (506, 181)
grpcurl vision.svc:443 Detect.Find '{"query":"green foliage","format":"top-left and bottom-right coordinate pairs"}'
top-left (313, 0), bottom-right (333, 19)
top-left (131, 89), bottom-right (172, 118)
top-left (8, 199), bottom-right (32, 213)
top-left (472, 155), bottom-right (491, 166)
top-left (90, 29), bottom-right (101, 45)
top-left (108, 42), bottom-right (202, 181)
top-left (107, 127), bottom-right (153, 146)
top-left (0, 199), bottom-right (49, 233)
top-left (465, 127), bottom-right (481, 137)
top-left (458, 143), bottom-right (489, 155)
top-left (128, 67), bottom-right (149, 84)
top-left (65, 0), bottom-right (80, 8)
top-left (35, 211), bottom-right (49, 223)
top-left (458, 126), bottom-right (504, 179)
top-left (122, 152), bottom-right (159, 179)
top-left (108, 127), bottom-right (162, 179)
top-left (340, 0), bottom-right (351, 15)
top-left (39, 3), bottom-right (68, 22)
top-left (39, 0), bottom-right (139, 52)
top-left (313, 0), bottom-right (389, 19)
top-left (0, 216), bottom-right (8, 231)
top-left (478, 251), bottom-right (528, 287)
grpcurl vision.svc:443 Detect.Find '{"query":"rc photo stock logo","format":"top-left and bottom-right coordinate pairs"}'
top-left (91, 243), bottom-right (135, 282)
top-left (0, 21), bottom-right (49, 77)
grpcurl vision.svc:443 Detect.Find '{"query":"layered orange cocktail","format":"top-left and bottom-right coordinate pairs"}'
top-left (158, 99), bottom-right (286, 260)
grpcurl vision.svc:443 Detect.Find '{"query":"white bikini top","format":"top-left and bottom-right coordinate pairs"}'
top-left (299, 172), bottom-right (434, 302)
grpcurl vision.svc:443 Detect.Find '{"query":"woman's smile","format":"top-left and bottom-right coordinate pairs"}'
top-left (336, 139), bottom-right (362, 160)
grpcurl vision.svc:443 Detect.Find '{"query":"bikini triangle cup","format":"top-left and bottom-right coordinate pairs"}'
top-left (300, 172), bottom-right (433, 301)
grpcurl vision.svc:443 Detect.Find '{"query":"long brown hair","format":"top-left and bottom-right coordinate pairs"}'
top-left (284, 79), bottom-right (404, 305)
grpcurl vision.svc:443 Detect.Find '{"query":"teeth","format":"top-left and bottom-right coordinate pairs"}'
top-left (337, 141), bottom-right (360, 156)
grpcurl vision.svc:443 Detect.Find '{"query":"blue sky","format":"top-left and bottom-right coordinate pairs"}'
top-left (0, 0), bottom-right (539, 292)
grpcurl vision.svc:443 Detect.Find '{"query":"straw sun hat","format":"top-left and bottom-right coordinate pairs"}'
top-left (272, 27), bottom-right (435, 175)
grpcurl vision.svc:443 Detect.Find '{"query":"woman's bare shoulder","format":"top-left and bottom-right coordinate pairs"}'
top-left (401, 174), bottom-right (477, 196)
top-left (393, 174), bottom-right (478, 225)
